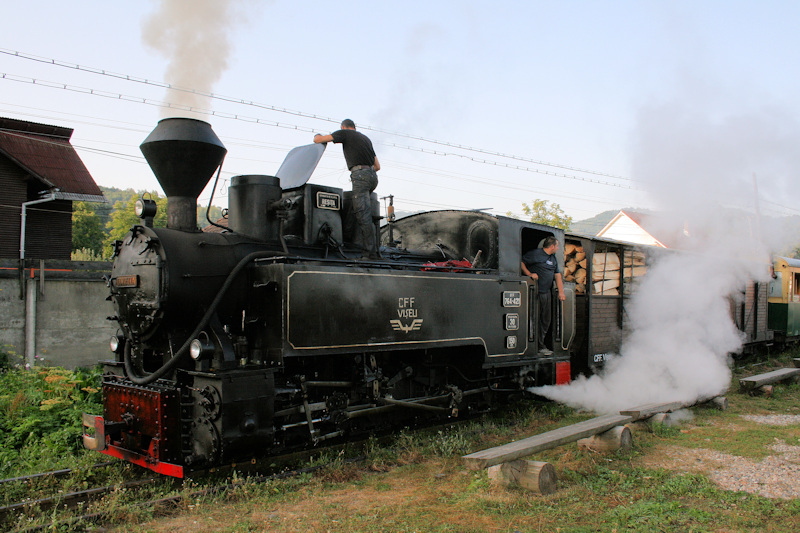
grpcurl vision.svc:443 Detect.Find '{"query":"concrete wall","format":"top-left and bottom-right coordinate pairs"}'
top-left (0, 260), bottom-right (116, 369)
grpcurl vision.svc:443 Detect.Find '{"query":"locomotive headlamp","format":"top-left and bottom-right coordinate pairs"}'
top-left (109, 334), bottom-right (125, 354)
top-left (190, 337), bottom-right (214, 361)
top-left (134, 197), bottom-right (157, 219)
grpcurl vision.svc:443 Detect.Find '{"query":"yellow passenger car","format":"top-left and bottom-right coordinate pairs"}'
top-left (768, 256), bottom-right (800, 342)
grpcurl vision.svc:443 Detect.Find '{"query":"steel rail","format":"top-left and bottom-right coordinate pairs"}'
top-left (0, 461), bottom-right (118, 486)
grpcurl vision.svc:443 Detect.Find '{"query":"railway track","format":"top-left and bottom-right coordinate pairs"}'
top-left (0, 402), bottom-right (500, 531)
top-left (0, 461), bottom-right (118, 487)
top-left (36, 455), bottom-right (367, 532)
top-left (2, 451), bottom-right (367, 532)
top-left (1, 414), bottom-right (481, 532)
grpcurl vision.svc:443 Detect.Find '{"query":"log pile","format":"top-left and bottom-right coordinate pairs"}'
top-left (592, 251), bottom-right (621, 296)
top-left (563, 243), bottom-right (588, 294)
top-left (622, 250), bottom-right (648, 295)
top-left (564, 245), bottom-right (648, 296)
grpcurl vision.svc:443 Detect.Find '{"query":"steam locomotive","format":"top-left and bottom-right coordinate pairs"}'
top-left (83, 118), bottom-right (776, 477)
top-left (84, 117), bottom-right (789, 480)
top-left (81, 118), bottom-right (585, 477)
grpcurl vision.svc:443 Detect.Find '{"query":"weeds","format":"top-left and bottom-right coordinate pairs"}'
top-left (651, 421), bottom-right (681, 438)
top-left (0, 365), bottom-right (102, 477)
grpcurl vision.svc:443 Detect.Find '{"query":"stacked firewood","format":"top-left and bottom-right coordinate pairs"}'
top-left (622, 250), bottom-right (648, 295)
top-left (592, 251), bottom-right (621, 295)
top-left (564, 245), bottom-right (648, 296)
top-left (564, 243), bottom-right (587, 294)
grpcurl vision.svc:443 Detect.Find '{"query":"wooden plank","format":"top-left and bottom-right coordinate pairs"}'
top-left (462, 414), bottom-right (632, 470)
top-left (739, 368), bottom-right (800, 389)
top-left (619, 401), bottom-right (686, 420)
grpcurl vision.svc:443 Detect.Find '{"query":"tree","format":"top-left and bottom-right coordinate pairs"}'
top-left (104, 193), bottom-right (168, 251)
top-left (516, 199), bottom-right (573, 230)
top-left (197, 204), bottom-right (223, 228)
top-left (71, 202), bottom-right (105, 255)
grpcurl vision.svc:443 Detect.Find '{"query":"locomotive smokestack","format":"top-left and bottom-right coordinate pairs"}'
top-left (140, 118), bottom-right (227, 231)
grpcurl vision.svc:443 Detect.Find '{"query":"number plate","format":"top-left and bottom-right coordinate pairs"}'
top-left (317, 191), bottom-right (340, 210)
top-left (115, 275), bottom-right (139, 288)
top-left (505, 313), bottom-right (519, 331)
top-left (502, 291), bottom-right (521, 307)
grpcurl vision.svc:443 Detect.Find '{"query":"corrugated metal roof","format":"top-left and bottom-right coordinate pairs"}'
top-left (0, 116), bottom-right (103, 199)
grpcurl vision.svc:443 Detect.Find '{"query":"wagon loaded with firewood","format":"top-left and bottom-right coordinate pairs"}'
top-left (560, 233), bottom-right (654, 377)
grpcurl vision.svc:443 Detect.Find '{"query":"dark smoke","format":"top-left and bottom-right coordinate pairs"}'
top-left (142, 0), bottom-right (245, 117)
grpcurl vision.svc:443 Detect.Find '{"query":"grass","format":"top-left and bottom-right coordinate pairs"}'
top-left (114, 366), bottom-right (800, 533)
top-left (124, 353), bottom-right (800, 533)
top-left (5, 350), bottom-right (800, 531)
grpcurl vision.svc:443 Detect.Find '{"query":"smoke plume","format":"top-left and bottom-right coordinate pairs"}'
top-left (142, 0), bottom-right (243, 117)
top-left (532, 99), bottom-right (799, 414)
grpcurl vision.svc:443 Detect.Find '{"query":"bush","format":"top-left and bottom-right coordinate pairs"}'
top-left (0, 365), bottom-right (103, 476)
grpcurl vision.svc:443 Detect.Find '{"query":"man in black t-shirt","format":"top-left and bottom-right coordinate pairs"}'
top-left (521, 236), bottom-right (565, 355)
top-left (314, 119), bottom-right (381, 259)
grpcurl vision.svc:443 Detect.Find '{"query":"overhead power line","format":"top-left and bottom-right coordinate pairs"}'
top-left (1, 48), bottom-right (634, 183)
top-left (0, 72), bottom-right (638, 191)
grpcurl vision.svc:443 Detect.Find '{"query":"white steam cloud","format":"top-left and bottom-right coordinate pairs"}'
top-left (533, 99), bottom-right (800, 414)
top-left (142, 0), bottom-right (245, 118)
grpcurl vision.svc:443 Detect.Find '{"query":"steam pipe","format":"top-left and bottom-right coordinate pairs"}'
top-left (204, 165), bottom-right (229, 232)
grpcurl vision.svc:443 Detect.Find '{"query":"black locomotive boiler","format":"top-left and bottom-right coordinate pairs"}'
top-left (83, 118), bottom-right (576, 477)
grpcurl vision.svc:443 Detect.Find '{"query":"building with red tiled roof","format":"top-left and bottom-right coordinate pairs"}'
top-left (0, 117), bottom-right (105, 260)
top-left (202, 217), bottom-right (228, 233)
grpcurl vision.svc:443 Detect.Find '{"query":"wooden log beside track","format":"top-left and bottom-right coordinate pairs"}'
top-left (577, 425), bottom-right (632, 453)
top-left (462, 414), bottom-right (632, 470)
top-left (624, 420), bottom-right (650, 433)
top-left (488, 460), bottom-right (558, 494)
top-left (647, 412), bottom-right (672, 426)
top-left (709, 396), bottom-right (729, 410)
top-left (739, 368), bottom-right (800, 392)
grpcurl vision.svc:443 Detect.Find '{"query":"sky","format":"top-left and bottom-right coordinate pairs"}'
top-left (2, 0), bottom-right (800, 223)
